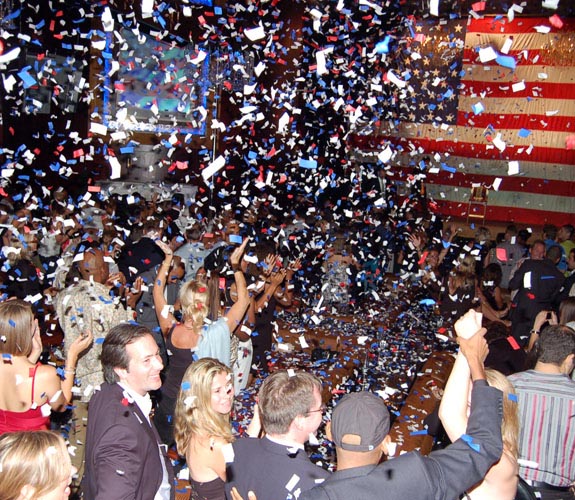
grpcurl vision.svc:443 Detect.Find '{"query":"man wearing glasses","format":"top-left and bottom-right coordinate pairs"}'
top-left (225, 370), bottom-right (330, 500)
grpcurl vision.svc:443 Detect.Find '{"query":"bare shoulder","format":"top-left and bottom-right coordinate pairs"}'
top-left (34, 362), bottom-right (59, 380)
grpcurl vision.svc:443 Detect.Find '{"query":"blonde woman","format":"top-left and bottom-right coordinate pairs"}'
top-left (174, 358), bottom-right (235, 500)
top-left (0, 299), bottom-right (92, 433)
top-left (439, 311), bottom-right (519, 500)
top-left (153, 239), bottom-right (249, 445)
top-left (0, 430), bottom-right (76, 500)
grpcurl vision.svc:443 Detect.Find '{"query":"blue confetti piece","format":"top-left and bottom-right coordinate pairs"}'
top-left (181, 381), bottom-right (191, 390)
top-left (496, 54), bottom-right (516, 70)
top-left (419, 298), bottom-right (436, 306)
top-left (94, 337), bottom-right (105, 344)
top-left (518, 128), bottom-right (531, 138)
top-left (299, 158), bottom-right (317, 169)
top-left (461, 434), bottom-right (481, 453)
top-left (410, 429), bottom-right (428, 436)
top-left (375, 35), bottom-right (391, 54)
top-left (8, 319), bottom-right (15, 327)
top-left (508, 393), bottom-right (518, 402)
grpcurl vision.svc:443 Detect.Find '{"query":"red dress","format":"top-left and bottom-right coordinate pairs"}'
top-left (0, 363), bottom-right (51, 433)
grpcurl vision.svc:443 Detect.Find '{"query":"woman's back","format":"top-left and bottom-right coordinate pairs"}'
top-left (0, 358), bottom-right (51, 433)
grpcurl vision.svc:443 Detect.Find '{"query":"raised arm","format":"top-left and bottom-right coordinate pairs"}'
top-left (439, 309), bottom-right (486, 441)
top-left (37, 330), bottom-right (94, 411)
top-left (439, 351), bottom-right (472, 443)
top-left (422, 311), bottom-right (502, 500)
top-left (153, 240), bottom-right (177, 336)
top-left (224, 239), bottom-right (250, 333)
top-left (438, 224), bottom-right (458, 266)
top-left (255, 269), bottom-right (286, 312)
top-left (526, 309), bottom-right (557, 352)
top-left (455, 310), bottom-right (488, 383)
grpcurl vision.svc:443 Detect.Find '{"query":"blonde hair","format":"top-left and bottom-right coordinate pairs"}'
top-left (3, 231), bottom-right (31, 265)
top-left (457, 254), bottom-right (477, 276)
top-left (174, 358), bottom-right (234, 456)
top-left (0, 430), bottom-right (71, 500)
top-left (0, 299), bottom-right (34, 356)
top-left (485, 369), bottom-right (519, 458)
top-left (178, 280), bottom-right (209, 327)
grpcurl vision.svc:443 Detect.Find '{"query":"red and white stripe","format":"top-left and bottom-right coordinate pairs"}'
top-left (353, 17), bottom-right (575, 226)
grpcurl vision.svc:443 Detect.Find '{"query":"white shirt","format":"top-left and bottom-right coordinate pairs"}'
top-left (118, 383), bottom-right (171, 500)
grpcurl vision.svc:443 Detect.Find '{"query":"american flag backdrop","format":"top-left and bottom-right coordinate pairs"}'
top-left (352, 16), bottom-right (575, 226)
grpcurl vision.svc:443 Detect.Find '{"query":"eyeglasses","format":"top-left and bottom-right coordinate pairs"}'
top-left (307, 404), bottom-right (326, 415)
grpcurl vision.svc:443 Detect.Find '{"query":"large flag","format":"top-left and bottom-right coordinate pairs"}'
top-left (352, 16), bottom-right (575, 226)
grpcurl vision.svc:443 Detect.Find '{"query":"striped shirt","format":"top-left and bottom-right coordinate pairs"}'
top-left (508, 370), bottom-right (575, 487)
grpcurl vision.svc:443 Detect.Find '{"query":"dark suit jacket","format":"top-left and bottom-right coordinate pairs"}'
top-left (225, 436), bottom-right (330, 500)
top-left (509, 258), bottom-right (564, 346)
top-left (362, 176), bottom-right (397, 208)
top-left (117, 237), bottom-right (166, 280)
top-left (82, 382), bottom-right (174, 500)
top-left (299, 381), bottom-right (503, 500)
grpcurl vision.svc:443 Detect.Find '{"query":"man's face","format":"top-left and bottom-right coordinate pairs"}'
top-left (302, 387), bottom-right (325, 436)
top-left (226, 221), bottom-right (241, 237)
top-left (121, 335), bottom-right (164, 396)
top-left (80, 249), bottom-right (109, 284)
top-left (568, 251), bottom-right (575, 271)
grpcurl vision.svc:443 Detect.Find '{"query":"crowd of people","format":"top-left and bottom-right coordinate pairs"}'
top-left (0, 182), bottom-right (574, 500)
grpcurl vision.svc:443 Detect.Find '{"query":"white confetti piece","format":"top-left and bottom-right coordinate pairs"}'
top-left (41, 403), bottom-right (52, 417)
top-left (523, 272), bottom-right (532, 289)
top-left (222, 443), bottom-right (235, 463)
top-left (202, 155), bottom-right (226, 181)
top-left (285, 473), bottom-right (300, 492)
top-left (245, 25), bottom-right (265, 41)
top-left (478, 46), bottom-right (498, 63)
top-left (90, 122), bottom-right (108, 136)
top-left (508, 161), bottom-right (520, 176)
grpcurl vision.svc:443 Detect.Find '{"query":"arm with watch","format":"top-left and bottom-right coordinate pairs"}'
top-left (526, 309), bottom-right (558, 352)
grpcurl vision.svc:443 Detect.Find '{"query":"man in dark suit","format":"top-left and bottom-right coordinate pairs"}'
top-left (509, 240), bottom-right (564, 347)
top-left (299, 313), bottom-right (503, 500)
top-left (82, 323), bottom-right (174, 500)
top-left (117, 216), bottom-right (168, 363)
top-left (362, 166), bottom-right (396, 210)
top-left (225, 371), bottom-right (330, 500)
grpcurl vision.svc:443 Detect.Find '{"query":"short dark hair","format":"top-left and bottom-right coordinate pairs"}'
top-left (537, 324), bottom-right (575, 365)
top-left (546, 245), bottom-right (562, 264)
top-left (543, 224), bottom-right (558, 240)
top-left (505, 224), bottom-right (518, 236)
top-left (100, 323), bottom-right (152, 383)
top-left (258, 370), bottom-right (322, 435)
top-left (482, 263), bottom-right (503, 289)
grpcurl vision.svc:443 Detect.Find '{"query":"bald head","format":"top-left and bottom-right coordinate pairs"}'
top-left (78, 248), bottom-right (109, 284)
